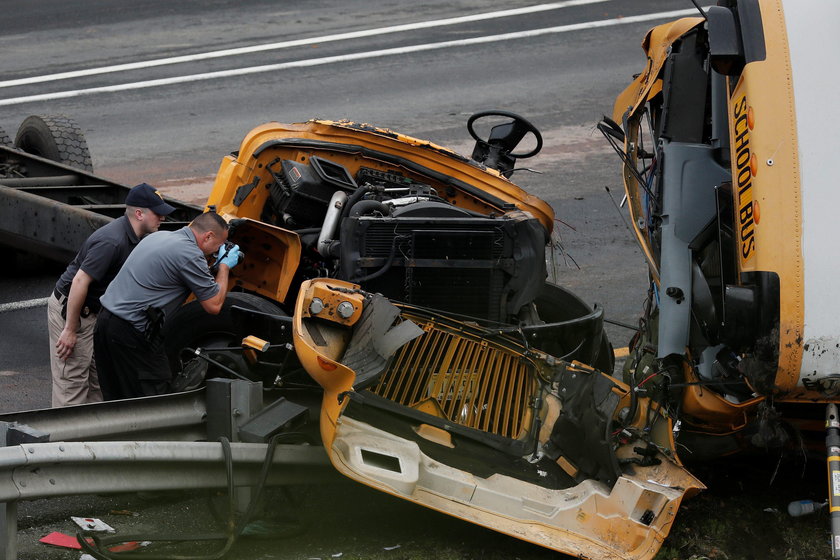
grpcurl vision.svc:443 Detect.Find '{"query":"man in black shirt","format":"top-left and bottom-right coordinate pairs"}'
top-left (48, 183), bottom-right (175, 407)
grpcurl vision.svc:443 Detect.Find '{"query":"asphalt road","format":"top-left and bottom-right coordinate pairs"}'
top-left (1, 0), bottom-right (693, 188)
top-left (0, 1), bottom-right (711, 558)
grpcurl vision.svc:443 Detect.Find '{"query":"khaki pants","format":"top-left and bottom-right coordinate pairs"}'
top-left (47, 291), bottom-right (103, 407)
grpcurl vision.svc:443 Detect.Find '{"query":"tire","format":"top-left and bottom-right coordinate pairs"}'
top-left (14, 115), bottom-right (93, 171)
top-left (163, 292), bottom-right (288, 383)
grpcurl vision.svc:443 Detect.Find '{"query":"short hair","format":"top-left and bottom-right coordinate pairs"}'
top-left (124, 205), bottom-right (153, 218)
top-left (191, 211), bottom-right (229, 234)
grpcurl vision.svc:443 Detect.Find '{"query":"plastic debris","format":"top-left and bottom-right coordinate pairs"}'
top-left (105, 541), bottom-right (146, 552)
top-left (39, 532), bottom-right (143, 552)
top-left (383, 544), bottom-right (401, 551)
top-left (71, 516), bottom-right (115, 533)
top-left (39, 532), bottom-right (88, 549)
top-left (788, 499), bottom-right (827, 517)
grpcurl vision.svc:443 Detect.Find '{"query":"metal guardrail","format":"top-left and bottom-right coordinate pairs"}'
top-left (0, 380), bottom-right (333, 560)
top-left (0, 440), bottom-right (332, 502)
top-left (0, 389), bottom-right (208, 442)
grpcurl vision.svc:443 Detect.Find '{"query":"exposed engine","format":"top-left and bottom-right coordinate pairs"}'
top-left (258, 155), bottom-right (546, 325)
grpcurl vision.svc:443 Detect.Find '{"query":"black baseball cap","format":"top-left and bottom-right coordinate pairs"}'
top-left (125, 183), bottom-right (176, 216)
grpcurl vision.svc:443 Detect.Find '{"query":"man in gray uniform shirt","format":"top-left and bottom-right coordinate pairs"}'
top-left (94, 211), bottom-right (241, 400)
top-left (49, 183), bottom-right (175, 407)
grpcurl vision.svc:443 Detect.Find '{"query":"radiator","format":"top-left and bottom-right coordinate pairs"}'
top-left (369, 315), bottom-right (538, 440)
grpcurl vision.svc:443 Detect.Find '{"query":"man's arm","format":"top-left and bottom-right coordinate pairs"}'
top-left (198, 264), bottom-right (230, 315)
top-left (56, 269), bottom-right (94, 360)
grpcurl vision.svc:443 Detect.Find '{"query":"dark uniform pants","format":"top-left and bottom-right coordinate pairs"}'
top-left (94, 308), bottom-right (171, 400)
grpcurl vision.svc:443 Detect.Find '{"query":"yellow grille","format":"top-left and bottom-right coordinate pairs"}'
top-left (369, 320), bottom-right (538, 439)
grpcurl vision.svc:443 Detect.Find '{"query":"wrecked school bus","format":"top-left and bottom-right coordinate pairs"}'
top-left (2, 0), bottom-right (838, 558)
top-left (600, 0), bottom-right (840, 464)
top-left (597, 0), bottom-right (840, 555)
top-left (157, 115), bottom-right (700, 560)
top-left (0, 111), bottom-right (697, 559)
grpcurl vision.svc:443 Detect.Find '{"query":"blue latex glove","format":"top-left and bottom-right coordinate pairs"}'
top-left (216, 243), bottom-right (242, 269)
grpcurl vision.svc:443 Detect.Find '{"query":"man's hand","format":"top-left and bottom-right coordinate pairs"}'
top-left (56, 327), bottom-right (77, 360)
top-left (57, 268), bottom-right (94, 361)
top-left (216, 243), bottom-right (242, 269)
top-left (201, 247), bottom-right (236, 315)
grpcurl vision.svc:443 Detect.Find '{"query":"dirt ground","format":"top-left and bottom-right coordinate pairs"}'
top-left (655, 453), bottom-right (830, 560)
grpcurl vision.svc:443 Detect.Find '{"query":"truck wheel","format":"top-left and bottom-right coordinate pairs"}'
top-left (163, 292), bottom-right (289, 385)
top-left (14, 115), bottom-right (93, 171)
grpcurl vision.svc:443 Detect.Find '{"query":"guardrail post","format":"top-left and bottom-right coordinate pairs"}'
top-left (205, 378), bottom-right (263, 442)
top-left (205, 379), bottom-right (264, 513)
top-left (0, 421), bottom-right (48, 560)
top-left (0, 500), bottom-right (15, 560)
top-left (0, 423), bottom-right (17, 560)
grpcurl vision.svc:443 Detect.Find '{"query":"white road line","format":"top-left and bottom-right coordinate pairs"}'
top-left (0, 0), bottom-right (608, 89)
top-left (0, 297), bottom-right (49, 313)
top-left (0, 8), bottom-right (699, 107)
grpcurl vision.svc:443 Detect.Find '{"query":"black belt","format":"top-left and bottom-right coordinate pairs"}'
top-left (53, 287), bottom-right (101, 315)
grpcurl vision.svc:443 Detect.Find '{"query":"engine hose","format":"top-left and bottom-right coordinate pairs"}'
top-left (77, 434), bottom-right (298, 560)
top-left (348, 199), bottom-right (390, 218)
top-left (338, 184), bottom-right (372, 223)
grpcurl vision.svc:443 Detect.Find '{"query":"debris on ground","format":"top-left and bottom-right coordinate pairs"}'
top-left (71, 516), bottom-right (115, 533)
top-left (39, 532), bottom-right (144, 553)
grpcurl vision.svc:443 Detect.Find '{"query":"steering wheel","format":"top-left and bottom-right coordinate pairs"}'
top-left (467, 110), bottom-right (543, 159)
